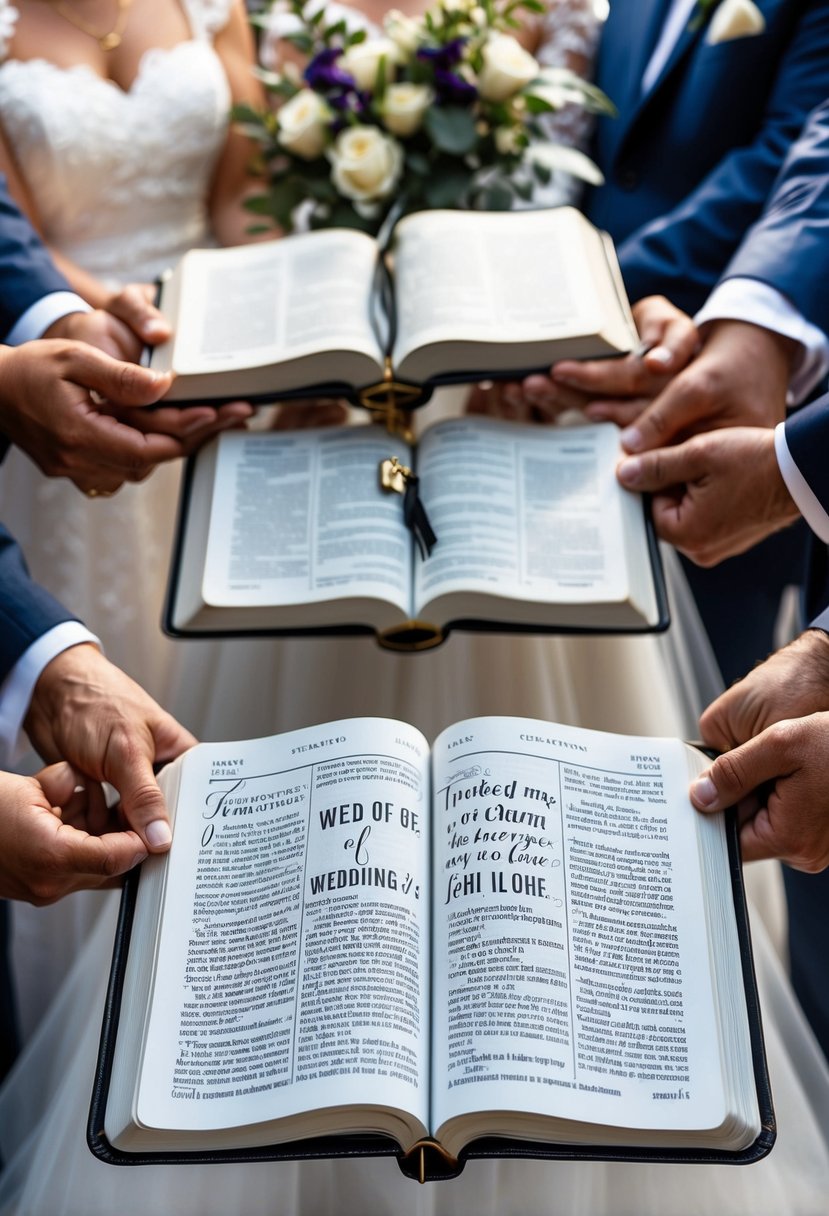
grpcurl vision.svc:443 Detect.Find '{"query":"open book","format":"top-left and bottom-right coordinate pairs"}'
top-left (150, 208), bottom-right (637, 407)
top-left (90, 717), bottom-right (773, 1178)
top-left (165, 418), bottom-right (667, 648)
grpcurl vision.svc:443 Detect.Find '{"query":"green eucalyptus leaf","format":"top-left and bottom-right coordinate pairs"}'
top-left (423, 165), bottom-right (474, 208)
top-left (523, 93), bottom-right (556, 115)
top-left (243, 193), bottom-right (279, 215)
top-left (478, 180), bottom-right (514, 210)
top-left (406, 150), bottom-right (432, 176)
top-left (231, 102), bottom-right (265, 125)
top-left (424, 106), bottom-right (478, 155)
top-left (285, 32), bottom-right (314, 53)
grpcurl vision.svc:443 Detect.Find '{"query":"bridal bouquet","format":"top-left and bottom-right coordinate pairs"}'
top-left (237, 0), bottom-right (613, 236)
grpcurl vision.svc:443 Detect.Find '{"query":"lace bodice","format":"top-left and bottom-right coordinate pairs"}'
top-left (0, 0), bottom-right (234, 282)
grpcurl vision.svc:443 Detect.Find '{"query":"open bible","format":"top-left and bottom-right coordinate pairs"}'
top-left (90, 717), bottom-right (774, 1178)
top-left (165, 418), bottom-right (668, 648)
top-left (149, 208), bottom-right (637, 408)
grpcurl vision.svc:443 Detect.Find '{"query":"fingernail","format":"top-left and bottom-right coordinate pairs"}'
top-left (145, 819), bottom-right (172, 848)
top-left (143, 320), bottom-right (170, 339)
top-left (692, 776), bottom-right (718, 808)
top-left (621, 425), bottom-right (644, 452)
top-left (617, 457), bottom-right (642, 486)
top-left (646, 345), bottom-right (672, 366)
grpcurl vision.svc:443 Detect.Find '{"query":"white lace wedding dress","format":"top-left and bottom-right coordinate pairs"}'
top-left (1, 0), bottom-right (828, 1212)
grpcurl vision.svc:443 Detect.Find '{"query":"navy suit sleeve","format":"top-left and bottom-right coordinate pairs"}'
top-left (616, 3), bottom-right (829, 312)
top-left (785, 390), bottom-right (829, 514)
top-left (0, 176), bottom-right (70, 340)
top-left (0, 523), bottom-right (76, 684)
top-left (718, 101), bottom-right (829, 335)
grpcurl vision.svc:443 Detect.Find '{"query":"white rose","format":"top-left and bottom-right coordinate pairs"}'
top-left (277, 89), bottom-right (330, 160)
top-left (330, 125), bottom-right (404, 201)
top-left (477, 34), bottom-right (539, 102)
top-left (341, 37), bottom-right (398, 91)
top-left (381, 83), bottom-right (433, 137)
top-left (383, 9), bottom-right (421, 57)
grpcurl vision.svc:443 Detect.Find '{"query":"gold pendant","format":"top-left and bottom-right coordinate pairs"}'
top-left (100, 31), bottom-right (121, 50)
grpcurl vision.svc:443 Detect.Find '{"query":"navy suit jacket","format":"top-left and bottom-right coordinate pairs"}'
top-left (0, 181), bottom-right (68, 339)
top-left (721, 99), bottom-right (829, 337)
top-left (587, 0), bottom-right (829, 314)
top-left (786, 391), bottom-right (829, 527)
top-left (0, 177), bottom-right (77, 679)
top-left (0, 524), bottom-right (73, 684)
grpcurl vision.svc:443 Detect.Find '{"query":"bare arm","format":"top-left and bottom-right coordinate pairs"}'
top-left (208, 1), bottom-right (270, 248)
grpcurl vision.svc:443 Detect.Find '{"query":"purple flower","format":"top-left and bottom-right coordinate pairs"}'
top-left (433, 68), bottom-right (478, 105)
top-left (416, 37), bottom-right (467, 69)
top-left (304, 47), bottom-right (356, 92)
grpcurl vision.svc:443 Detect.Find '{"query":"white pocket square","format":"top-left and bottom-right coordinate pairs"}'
top-left (705, 0), bottom-right (766, 44)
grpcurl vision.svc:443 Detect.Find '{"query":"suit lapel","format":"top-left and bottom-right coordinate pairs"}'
top-left (642, 2), bottom-right (709, 100)
top-left (606, 0), bottom-right (677, 147)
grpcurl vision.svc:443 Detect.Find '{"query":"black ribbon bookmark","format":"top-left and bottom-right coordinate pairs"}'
top-left (380, 457), bottom-right (437, 559)
top-left (403, 473), bottom-right (437, 560)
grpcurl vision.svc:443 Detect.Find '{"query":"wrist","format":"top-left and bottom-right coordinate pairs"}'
top-left (42, 312), bottom-right (93, 342)
top-left (24, 641), bottom-right (103, 743)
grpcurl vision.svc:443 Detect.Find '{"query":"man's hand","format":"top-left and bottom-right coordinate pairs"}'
top-left (466, 296), bottom-right (699, 422)
top-left (687, 631), bottom-right (829, 872)
top-left (690, 713), bottom-right (829, 872)
top-left (0, 764), bottom-right (148, 904)
top-left (47, 297), bottom-right (254, 456)
top-left (23, 644), bottom-right (196, 854)
top-left (536, 295), bottom-right (701, 421)
top-left (45, 284), bottom-right (171, 362)
top-left (616, 426), bottom-right (800, 565)
top-left (0, 340), bottom-right (251, 493)
top-left (700, 630), bottom-right (829, 750)
top-left (616, 319), bottom-right (795, 453)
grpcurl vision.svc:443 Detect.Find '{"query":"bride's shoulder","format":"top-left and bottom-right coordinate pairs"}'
top-left (181, 0), bottom-right (238, 39)
top-left (0, 1), bottom-right (19, 62)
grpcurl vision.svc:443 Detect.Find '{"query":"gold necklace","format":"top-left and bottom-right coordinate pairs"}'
top-left (52, 0), bottom-right (135, 51)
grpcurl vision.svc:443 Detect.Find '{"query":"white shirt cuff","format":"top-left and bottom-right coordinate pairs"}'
top-left (697, 279), bottom-right (829, 404)
top-left (774, 421), bottom-right (829, 544)
top-left (6, 292), bottom-right (92, 345)
top-left (0, 623), bottom-right (100, 766)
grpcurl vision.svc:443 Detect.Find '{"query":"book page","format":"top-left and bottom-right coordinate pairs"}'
top-left (165, 233), bottom-right (382, 374)
top-left (391, 209), bottom-right (606, 366)
top-left (135, 719), bottom-right (431, 1139)
top-left (430, 717), bottom-right (727, 1139)
top-left (201, 428), bottom-right (413, 614)
top-left (413, 419), bottom-right (635, 613)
